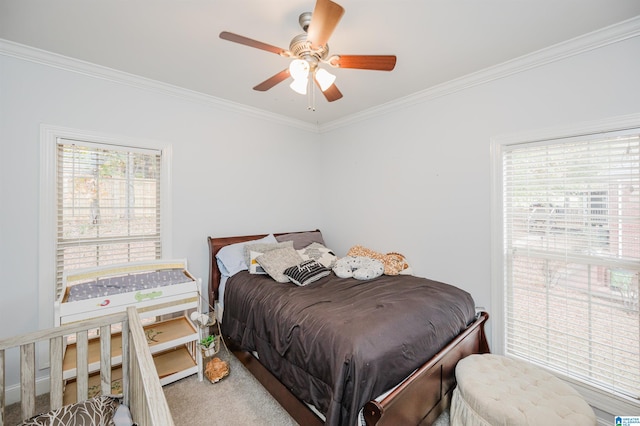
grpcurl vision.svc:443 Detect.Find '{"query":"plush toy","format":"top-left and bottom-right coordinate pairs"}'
top-left (205, 357), bottom-right (229, 383)
top-left (347, 245), bottom-right (410, 275)
top-left (384, 252), bottom-right (411, 275)
top-left (333, 256), bottom-right (385, 280)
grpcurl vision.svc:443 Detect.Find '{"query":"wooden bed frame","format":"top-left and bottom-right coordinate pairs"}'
top-left (0, 306), bottom-right (174, 426)
top-left (208, 231), bottom-right (490, 425)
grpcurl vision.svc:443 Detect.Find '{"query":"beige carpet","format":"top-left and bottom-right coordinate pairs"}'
top-left (163, 353), bottom-right (450, 426)
top-left (5, 353), bottom-right (449, 425)
top-left (163, 354), bottom-right (298, 425)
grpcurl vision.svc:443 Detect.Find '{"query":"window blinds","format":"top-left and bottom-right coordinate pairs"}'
top-left (56, 139), bottom-right (162, 298)
top-left (502, 131), bottom-right (640, 401)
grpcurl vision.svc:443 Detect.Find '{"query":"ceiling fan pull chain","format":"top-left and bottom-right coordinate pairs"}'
top-left (308, 77), bottom-right (316, 111)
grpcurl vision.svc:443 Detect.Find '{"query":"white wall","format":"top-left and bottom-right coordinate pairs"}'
top-left (0, 52), bottom-right (322, 388)
top-left (318, 36), bottom-right (640, 342)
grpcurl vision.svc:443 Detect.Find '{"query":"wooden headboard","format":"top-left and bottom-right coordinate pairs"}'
top-left (207, 230), bottom-right (321, 306)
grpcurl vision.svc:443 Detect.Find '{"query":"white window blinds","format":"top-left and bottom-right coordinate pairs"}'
top-left (56, 139), bottom-right (162, 297)
top-left (502, 130), bottom-right (640, 402)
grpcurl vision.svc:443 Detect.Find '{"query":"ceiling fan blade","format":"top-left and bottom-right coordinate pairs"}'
top-left (329, 55), bottom-right (397, 71)
top-left (253, 69), bottom-right (291, 91)
top-left (220, 31), bottom-right (287, 56)
top-left (314, 78), bottom-right (343, 102)
top-left (306, 0), bottom-right (345, 50)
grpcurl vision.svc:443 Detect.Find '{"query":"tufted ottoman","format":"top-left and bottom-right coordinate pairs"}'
top-left (450, 354), bottom-right (596, 426)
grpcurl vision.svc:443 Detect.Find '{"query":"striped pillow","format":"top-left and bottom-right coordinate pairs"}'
top-left (284, 260), bottom-right (331, 286)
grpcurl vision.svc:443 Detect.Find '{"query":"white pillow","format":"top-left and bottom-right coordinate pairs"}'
top-left (215, 234), bottom-right (277, 277)
top-left (256, 247), bottom-right (304, 283)
top-left (332, 256), bottom-right (384, 280)
top-left (298, 242), bottom-right (337, 268)
top-left (244, 241), bottom-right (294, 273)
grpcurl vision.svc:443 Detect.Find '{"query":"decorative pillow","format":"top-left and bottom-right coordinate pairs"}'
top-left (256, 247), bottom-right (304, 283)
top-left (385, 252), bottom-right (412, 275)
top-left (247, 250), bottom-right (267, 274)
top-left (215, 234), bottom-right (277, 276)
top-left (298, 242), bottom-right (337, 268)
top-left (244, 241), bottom-right (294, 273)
top-left (275, 231), bottom-right (325, 250)
top-left (347, 245), bottom-right (412, 276)
top-left (332, 256), bottom-right (384, 280)
top-left (284, 260), bottom-right (331, 286)
top-left (19, 395), bottom-right (120, 426)
top-left (249, 250), bottom-right (267, 275)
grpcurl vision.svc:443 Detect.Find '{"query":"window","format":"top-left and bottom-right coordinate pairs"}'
top-left (492, 115), bottom-right (640, 413)
top-left (55, 140), bottom-right (162, 298)
top-left (39, 126), bottom-right (172, 337)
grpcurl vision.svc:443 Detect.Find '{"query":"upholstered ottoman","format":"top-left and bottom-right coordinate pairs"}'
top-left (450, 354), bottom-right (596, 426)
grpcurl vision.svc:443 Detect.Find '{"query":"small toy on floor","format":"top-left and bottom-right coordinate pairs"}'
top-left (205, 357), bottom-right (230, 383)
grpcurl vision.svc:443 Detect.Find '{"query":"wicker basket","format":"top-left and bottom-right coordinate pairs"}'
top-left (198, 335), bottom-right (220, 358)
top-left (191, 311), bottom-right (216, 328)
top-left (201, 311), bottom-right (216, 328)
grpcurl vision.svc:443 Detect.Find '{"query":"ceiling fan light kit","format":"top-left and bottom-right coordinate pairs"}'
top-left (219, 0), bottom-right (396, 109)
top-left (289, 75), bottom-right (309, 95)
top-left (289, 58), bottom-right (310, 81)
top-left (315, 68), bottom-right (336, 91)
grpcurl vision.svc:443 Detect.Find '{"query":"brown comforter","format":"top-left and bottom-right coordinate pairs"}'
top-left (221, 271), bottom-right (476, 426)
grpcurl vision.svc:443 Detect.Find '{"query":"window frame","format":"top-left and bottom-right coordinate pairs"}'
top-left (491, 113), bottom-right (640, 416)
top-left (38, 125), bottom-right (172, 361)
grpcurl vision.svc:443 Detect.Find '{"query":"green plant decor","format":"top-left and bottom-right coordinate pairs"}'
top-left (199, 334), bottom-right (216, 348)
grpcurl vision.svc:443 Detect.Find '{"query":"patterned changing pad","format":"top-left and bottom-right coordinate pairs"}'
top-left (67, 269), bottom-right (192, 302)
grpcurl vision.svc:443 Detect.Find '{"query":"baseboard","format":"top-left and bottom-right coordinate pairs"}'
top-left (4, 376), bottom-right (50, 406)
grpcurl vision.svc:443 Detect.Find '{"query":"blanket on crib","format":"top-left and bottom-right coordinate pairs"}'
top-left (19, 396), bottom-right (122, 426)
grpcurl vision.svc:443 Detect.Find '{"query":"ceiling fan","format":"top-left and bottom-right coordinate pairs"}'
top-left (219, 0), bottom-right (397, 103)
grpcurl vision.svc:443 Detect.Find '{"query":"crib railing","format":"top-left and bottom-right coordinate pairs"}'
top-left (0, 306), bottom-right (174, 426)
top-left (126, 307), bottom-right (175, 425)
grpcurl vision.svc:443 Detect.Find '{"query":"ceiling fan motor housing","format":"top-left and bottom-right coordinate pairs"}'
top-left (289, 33), bottom-right (329, 66)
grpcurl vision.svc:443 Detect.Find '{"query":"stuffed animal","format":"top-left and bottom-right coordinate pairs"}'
top-left (347, 245), bottom-right (410, 275)
top-left (333, 256), bottom-right (385, 280)
top-left (205, 357), bottom-right (229, 383)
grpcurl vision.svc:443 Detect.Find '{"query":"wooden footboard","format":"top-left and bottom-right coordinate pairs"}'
top-left (0, 306), bottom-right (174, 426)
top-left (363, 311), bottom-right (490, 425)
top-left (228, 312), bottom-right (489, 426)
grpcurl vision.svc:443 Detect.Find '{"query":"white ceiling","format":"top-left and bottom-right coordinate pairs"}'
top-left (2, 0), bottom-right (640, 125)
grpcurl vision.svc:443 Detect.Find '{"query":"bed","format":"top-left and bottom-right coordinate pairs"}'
top-left (208, 230), bottom-right (490, 426)
top-left (0, 306), bottom-right (174, 426)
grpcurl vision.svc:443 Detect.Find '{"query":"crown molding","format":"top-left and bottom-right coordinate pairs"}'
top-left (0, 38), bottom-right (318, 133)
top-left (2, 15), bottom-right (639, 135)
top-left (319, 15), bottom-right (640, 133)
